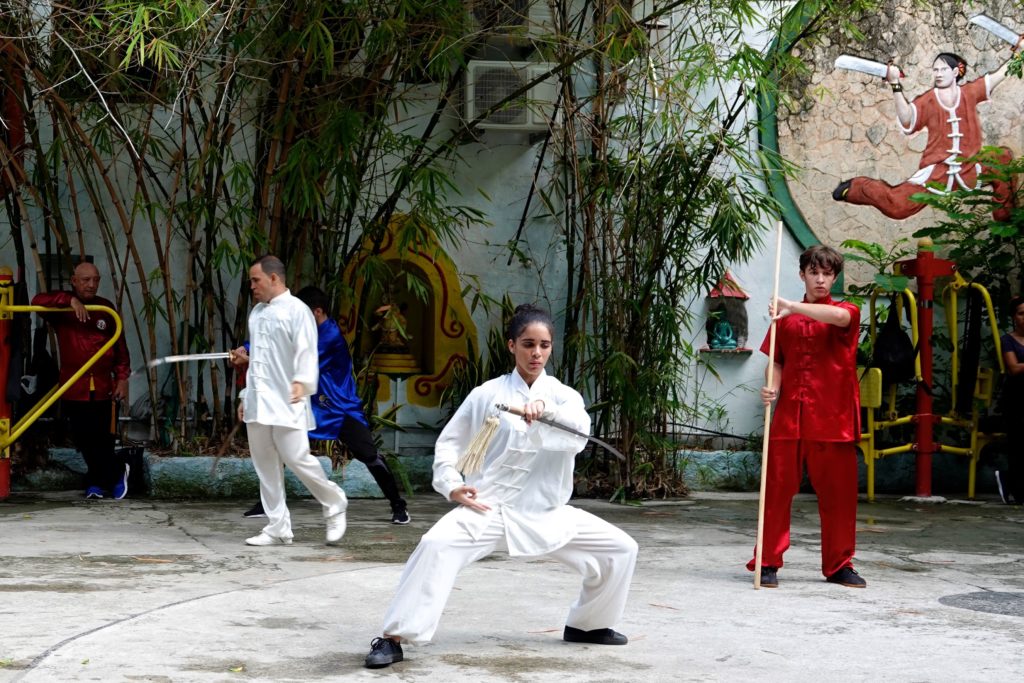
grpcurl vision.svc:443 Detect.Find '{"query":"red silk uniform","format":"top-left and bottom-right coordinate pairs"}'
top-left (748, 296), bottom-right (861, 577)
top-left (846, 76), bottom-right (1016, 221)
top-left (31, 291), bottom-right (130, 401)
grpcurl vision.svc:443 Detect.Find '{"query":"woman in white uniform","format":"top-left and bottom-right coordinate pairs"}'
top-left (364, 304), bottom-right (638, 669)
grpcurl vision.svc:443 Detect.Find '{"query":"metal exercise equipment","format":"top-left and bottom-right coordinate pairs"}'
top-left (858, 240), bottom-right (1006, 500)
top-left (0, 266), bottom-right (124, 499)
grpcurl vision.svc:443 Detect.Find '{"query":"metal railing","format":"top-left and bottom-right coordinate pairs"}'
top-left (0, 303), bottom-right (123, 451)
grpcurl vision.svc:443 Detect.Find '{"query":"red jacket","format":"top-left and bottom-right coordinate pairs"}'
top-left (760, 296), bottom-right (861, 442)
top-left (32, 291), bottom-right (131, 401)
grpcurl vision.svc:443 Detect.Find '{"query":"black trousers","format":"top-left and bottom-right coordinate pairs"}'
top-left (63, 399), bottom-right (119, 492)
top-left (1006, 417), bottom-right (1024, 503)
top-left (337, 416), bottom-right (407, 511)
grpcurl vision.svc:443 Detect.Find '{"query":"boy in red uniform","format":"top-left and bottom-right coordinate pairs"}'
top-left (747, 245), bottom-right (865, 588)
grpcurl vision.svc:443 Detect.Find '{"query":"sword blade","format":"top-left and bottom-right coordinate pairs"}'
top-left (495, 403), bottom-right (627, 461)
top-left (969, 14), bottom-right (1020, 45)
top-left (147, 352), bottom-right (232, 368)
top-left (834, 55), bottom-right (890, 79)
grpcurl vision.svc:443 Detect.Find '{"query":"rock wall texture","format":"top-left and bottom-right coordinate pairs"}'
top-left (778, 0), bottom-right (1024, 284)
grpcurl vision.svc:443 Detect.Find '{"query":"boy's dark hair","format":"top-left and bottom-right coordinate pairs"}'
top-left (296, 285), bottom-right (331, 314)
top-left (935, 52), bottom-right (967, 83)
top-left (799, 245), bottom-right (844, 275)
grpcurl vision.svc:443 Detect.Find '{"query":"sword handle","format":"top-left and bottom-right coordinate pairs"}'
top-left (496, 402), bottom-right (525, 417)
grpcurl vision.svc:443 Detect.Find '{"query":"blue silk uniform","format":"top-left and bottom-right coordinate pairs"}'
top-left (309, 318), bottom-right (368, 438)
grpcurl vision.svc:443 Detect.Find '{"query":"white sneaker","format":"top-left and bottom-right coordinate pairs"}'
top-left (245, 532), bottom-right (292, 546)
top-left (326, 511), bottom-right (347, 545)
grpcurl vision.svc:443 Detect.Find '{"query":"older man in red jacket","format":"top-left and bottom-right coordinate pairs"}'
top-left (32, 262), bottom-right (131, 499)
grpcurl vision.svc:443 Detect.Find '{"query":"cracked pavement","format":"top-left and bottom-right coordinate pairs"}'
top-left (1, 491), bottom-right (1021, 681)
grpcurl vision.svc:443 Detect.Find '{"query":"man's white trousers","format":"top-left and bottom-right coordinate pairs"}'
top-left (246, 422), bottom-right (348, 540)
top-left (381, 505), bottom-right (637, 645)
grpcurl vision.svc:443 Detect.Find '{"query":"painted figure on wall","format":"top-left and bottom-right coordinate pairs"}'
top-left (833, 28), bottom-right (1024, 221)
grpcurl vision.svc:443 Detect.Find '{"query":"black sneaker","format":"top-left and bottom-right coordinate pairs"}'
top-left (826, 566), bottom-right (867, 588)
top-left (243, 501), bottom-right (266, 518)
top-left (364, 637), bottom-right (403, 669)
top-left (996, 471), bottom-right (1009, 505)
top-left (563, 626), bottom-right (628, 645)
top-left (760, 566), bottom-right (778, 588)
top-left (832, 179), bottom-right (852, 201)
top-left (391, 507), bottom-right (411, 525)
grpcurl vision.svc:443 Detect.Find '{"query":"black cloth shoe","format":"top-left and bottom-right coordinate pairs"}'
top-left (760, 566), bottom-right (778, 588)
top-left (391, 507), bottom-right (411, 525)
top-left (832, 179), bottom-right (852, 201)
top-left (243, 501), bottom-right (266, 518)
top-left (563, 626), bottom-right (628, 645)
top-left (365, 637), bottom-right (403, 668)
top-left (826, 566), bottom-right (867, 588)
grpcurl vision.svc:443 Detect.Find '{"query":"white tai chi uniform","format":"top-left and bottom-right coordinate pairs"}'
top-left (381, 369), bottom-right (638, 645)
top-left (240, 289), bottom-right (347, 541)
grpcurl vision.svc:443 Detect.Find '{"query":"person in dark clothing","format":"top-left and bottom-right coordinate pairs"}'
top-left (996, 295), bottom-right (1024, 505)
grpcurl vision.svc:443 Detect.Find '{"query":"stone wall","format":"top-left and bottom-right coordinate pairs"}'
top-left (778, 0), bottom-right (1024, 285)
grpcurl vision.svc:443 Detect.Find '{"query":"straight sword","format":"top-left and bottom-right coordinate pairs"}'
top-left (495, 403), bottom-right (626, 461)
top-left (140, 352), bottom-right (233, 373)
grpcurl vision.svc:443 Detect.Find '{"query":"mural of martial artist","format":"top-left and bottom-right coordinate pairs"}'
top-left (832, 15), bottom-right (1023, 221)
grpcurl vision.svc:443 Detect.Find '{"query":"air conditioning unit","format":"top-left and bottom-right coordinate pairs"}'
top-left (469, 0), bottom-right (554, 38)
top-left (465, 61), bottom-right (559, 131)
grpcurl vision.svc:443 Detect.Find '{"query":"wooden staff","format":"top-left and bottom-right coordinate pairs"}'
top-left (754, 220), bottom-right (784, 589)
top-left (209, 420), bottom-right (244, 477)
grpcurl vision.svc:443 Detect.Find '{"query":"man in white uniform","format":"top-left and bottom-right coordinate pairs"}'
top-left (235, 255), bottom-right (348, 547)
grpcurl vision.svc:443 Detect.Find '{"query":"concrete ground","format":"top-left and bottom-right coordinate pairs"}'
top-left (0, 491), bottom-right (1022, 682)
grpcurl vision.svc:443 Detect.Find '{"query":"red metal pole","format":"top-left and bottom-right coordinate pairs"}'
top-left (0, 265), bottom-right (13, 499)
top-left (914, 250), bottom-right (937, 498)
top-left (896, 239), bottom-right (956, 498)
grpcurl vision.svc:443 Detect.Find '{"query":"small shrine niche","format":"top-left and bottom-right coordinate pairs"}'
top-left (338, 213), bottom-right (478, 408)
top-left (366, 265), bottom-right (431, 377)
top-left (702, 271), bottom-right (751, 354)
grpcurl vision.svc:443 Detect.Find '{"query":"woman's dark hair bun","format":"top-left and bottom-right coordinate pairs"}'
top-left (506, 303), bottom-right (554, 341)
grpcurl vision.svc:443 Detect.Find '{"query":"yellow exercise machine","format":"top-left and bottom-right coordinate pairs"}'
top-left (0, 266), bottom-right (124, 498)
top-left (858, 268), bottom-right (1005, 500)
